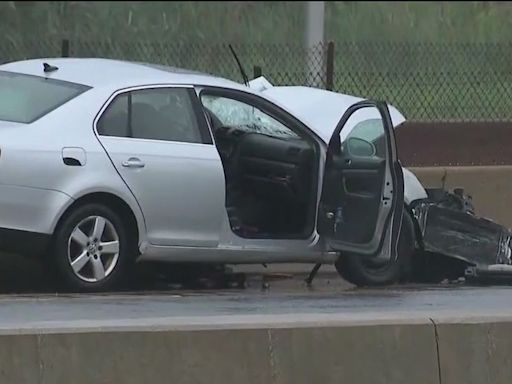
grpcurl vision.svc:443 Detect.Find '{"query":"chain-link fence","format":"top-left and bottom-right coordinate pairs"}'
top-left (2, 39), bottom-right (512, 122)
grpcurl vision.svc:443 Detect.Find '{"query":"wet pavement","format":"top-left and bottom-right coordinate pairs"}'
top-left (0, 252), bottom-right (348, 294)
top-left (1, 282), bottom-right (512, 333)
top-left (1, 252), bottom-right (512, 333)
top-left (0, 252), bottom-right (512, 333)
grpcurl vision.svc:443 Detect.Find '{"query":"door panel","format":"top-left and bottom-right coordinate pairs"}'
top-left (318, 101), bottom-right (404, 259)
top-left (100, 138), bottom-right (225, 247)
top-left (95, 86), bottom-right (226, 247)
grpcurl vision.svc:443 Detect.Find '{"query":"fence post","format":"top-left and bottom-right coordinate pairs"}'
top-left (253, 65), bottom-right (262, 79)
top-left (61, 39), bottom-right (70, 58)
top-left (305, 1), bottom-right (325, 88)
top-left (326, 41), bottom-right (334, 91)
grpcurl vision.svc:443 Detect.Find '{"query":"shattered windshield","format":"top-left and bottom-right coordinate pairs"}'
top-left (201, 95), bottom-right (300, 140)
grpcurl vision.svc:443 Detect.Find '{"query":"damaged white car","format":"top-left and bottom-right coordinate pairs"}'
top-left (0, 58), bottom-right (509, 291)
top-left (250, 77), bottom-right (512, 285)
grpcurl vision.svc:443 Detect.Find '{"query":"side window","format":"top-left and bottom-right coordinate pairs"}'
top-left (97, 88), bottom-right (205, 144)
top-left (342, 108), bottom-right (387, 159)
top-left (131, 88), bottom-right (202, 143)
top-left (97, 94), bottom-right (129, 137)
top-left (201, 94), bottom-right (301, 140)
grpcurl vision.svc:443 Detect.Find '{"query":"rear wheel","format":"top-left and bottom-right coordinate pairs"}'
top-left (51, 203), bottom-right (136, 292)
top-left (335, 209), bottom-right (416, 287)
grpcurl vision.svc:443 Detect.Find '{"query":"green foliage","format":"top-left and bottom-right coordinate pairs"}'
top-left (325, 1), bottom-right (512, 43)
top-left (2, 1), bottom-right (512, 43)
top-left (1, 1), bottom-right (512, 121)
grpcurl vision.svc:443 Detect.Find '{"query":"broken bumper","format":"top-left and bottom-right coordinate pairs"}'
top-left (411, 188), bottom-right (512, 279)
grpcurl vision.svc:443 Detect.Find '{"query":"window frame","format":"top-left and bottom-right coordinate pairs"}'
top-left (0, 70), bottom-right (91, 124)
top-left (94, 84), bottom-right (213, 145)
top-left (200, 93), bottom-right (302, 141)
top-left (346, 117), bottom-right (387, 144)
top-left (196, 86), bottom-right (323, 143)
top-left (196, 85), bottom-right (324, 240)
top-left (344, 116), bottom-right (387, 159)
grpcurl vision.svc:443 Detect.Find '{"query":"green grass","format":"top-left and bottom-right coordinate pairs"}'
top-left (2, 2), bottom-right (512, 43)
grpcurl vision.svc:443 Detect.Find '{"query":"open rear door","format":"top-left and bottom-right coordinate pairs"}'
top-left (318, 100), bottom-right (404, 261)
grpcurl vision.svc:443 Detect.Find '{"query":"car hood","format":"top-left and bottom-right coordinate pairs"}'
top-left (249, 78), bottom-right (406, 143)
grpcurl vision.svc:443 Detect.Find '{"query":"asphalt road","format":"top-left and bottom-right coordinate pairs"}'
top-left (1, 284), bottom-right (512, 333)
top-left (1, 252), bottom-right (512, 334)
top-left (1, 260), bottom-right (512, 333)
top-left (0, 252), bottom-right (349, 294)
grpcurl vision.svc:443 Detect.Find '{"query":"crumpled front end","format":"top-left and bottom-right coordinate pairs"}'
top-left (411, 188), bottom-right (512, 279)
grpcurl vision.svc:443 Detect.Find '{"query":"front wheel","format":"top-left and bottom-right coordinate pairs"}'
top-left (51, 203), bottom-right (136, 292)
top-left (335, 210), bottom-right (416, 287)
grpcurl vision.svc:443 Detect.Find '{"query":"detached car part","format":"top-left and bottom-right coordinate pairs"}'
top-left (411, 188), bottom-right (512, 280)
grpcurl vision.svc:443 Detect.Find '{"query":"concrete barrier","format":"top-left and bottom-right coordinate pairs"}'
top-left (267, 323), bottom-right (438, 384)
top-left (435, 320), bottom-right (512, 384)
top-left (409, 165), bottom-right (512, 227)
top-left (2, 316), bottom-right (511, 384)
top-left (0, 322), bottom-right (439, 384)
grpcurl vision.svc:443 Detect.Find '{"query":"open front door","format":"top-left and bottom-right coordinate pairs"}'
top-left (318, 100), bottom-right (404, 261)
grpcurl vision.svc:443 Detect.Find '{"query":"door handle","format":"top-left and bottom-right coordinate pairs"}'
top-left (122, 157), bottom-right (145, 168)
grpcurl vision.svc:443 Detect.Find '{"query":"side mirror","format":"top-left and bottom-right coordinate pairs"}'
top-left (346, 137), bottom-right (376, 157)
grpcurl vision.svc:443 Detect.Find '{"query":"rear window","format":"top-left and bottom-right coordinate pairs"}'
top-left (0, 71), bottom-right (90, 124)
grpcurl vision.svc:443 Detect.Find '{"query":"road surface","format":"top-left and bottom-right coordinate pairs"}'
top-left (1, 253), bottom-right (512, 334)
top-left (1, 279), bottom-right (512, 333)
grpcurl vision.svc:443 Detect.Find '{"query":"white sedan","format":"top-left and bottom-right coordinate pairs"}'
top-left (0, 58), bottom-right (507, 291)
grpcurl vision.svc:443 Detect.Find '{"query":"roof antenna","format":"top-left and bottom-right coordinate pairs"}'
top-left (228, 44), bottom-right (249, 87)
top-left (43, 63), bottom-right (59, 73)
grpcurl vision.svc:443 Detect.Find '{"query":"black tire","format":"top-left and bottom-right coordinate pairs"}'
top-left (335, 210), bottom-right (416, 287)
top-left (51, 203), bottom-right (137, 292)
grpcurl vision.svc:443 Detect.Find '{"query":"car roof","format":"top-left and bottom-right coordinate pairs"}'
top-left (0, 57), bottom-right (247, 90)
top-left (1, 59), bottom-right (406, 144)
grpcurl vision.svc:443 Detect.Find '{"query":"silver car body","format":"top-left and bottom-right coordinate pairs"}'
top-left (0, 58), bottom-right (410, 265)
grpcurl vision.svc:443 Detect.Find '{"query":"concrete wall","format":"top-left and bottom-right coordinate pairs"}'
top-left (436, 320), bottom-right (512, 384)
top-left (409, 165), bottom-right (512, 227)
top-left (1, 318), bottom-right (511, 384)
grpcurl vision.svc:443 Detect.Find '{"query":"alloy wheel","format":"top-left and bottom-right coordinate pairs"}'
top-left (67, 216), bottom-right (120, 283)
